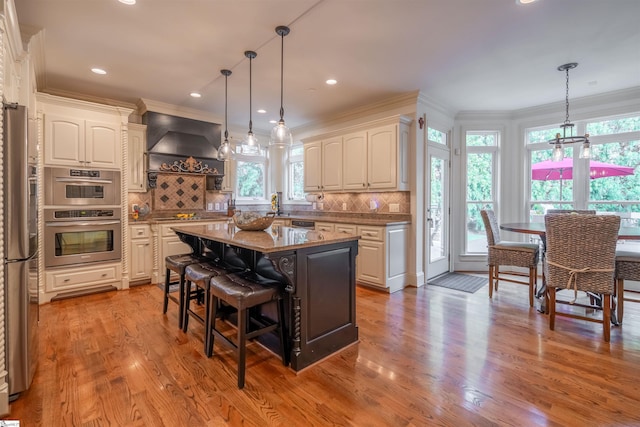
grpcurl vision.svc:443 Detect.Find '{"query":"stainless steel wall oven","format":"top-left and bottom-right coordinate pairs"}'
top-left (44, 208), bottom-right (122, 268)
top-left (44, 167), bottom-right (121, 206)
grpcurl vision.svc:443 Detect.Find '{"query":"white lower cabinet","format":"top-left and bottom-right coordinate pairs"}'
top-left (312, 221), bottom-right (408, 292)
top-left (356, 224), bottom-right (408, 292)
top-left (130, 224), bottom-right (152, 283)
top-left (315, 222), bottom-right (335, 232)
top-left (335, 224), bottom-right (357, 235)
top-left (43, 262), bottom-right (122, 302)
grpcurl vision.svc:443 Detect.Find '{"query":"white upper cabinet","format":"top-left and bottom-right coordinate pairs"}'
top-left (86, 120), bottom-right (120, 168)
top-left (38, 93), bottom-right (132, 170)
top-left (321, 136), bottom-right (343, 191)
top-left (127, 123), bottom-right (147, 192)
top-left (367, 124), bottom-right (397, 189)
top-left (304, 115), bottom-right (410, 193)
top-left (44, 114), bottom-right (84, 165)
top-left (342, 120), bottom-right (410, 192)
top-left (342, 131), bottom-right (367, 190)
top-left (304, 136), bottom-right (344, 192)
top-left (303, 141), bottom-right (322, 192)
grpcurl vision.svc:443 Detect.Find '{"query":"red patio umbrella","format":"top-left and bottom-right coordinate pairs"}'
top-left (531, 158), bottom-right (635, 200)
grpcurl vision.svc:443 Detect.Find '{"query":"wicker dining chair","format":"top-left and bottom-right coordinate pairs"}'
top-left (615, 250), bottom-right (640, 324)
top-left (480, 210), bottom-right (540, 307)
top-left (545, 214), bottom-right (620, 342)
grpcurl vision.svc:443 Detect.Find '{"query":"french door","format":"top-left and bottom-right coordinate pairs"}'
top-left (426, 144), bottom-right (450, 279)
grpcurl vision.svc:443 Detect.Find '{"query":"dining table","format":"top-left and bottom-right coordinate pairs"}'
top-left (500, 222), bottom-right (640, 241)
top-left (500, 221), bottom-right (640, 320)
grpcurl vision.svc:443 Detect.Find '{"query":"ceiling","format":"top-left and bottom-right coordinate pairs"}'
top-left (15, 0), bottom-right (640, 133)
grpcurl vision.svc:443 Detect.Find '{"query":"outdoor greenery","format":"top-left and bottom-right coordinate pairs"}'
top-left (289, 161), bottom-right (304, 199)
top-left (236, 160), bottom-right (264, 199)
top-left (465, 116), bottom-right (640, 252)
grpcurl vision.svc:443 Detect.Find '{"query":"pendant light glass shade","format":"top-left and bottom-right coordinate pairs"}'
top-left (242, 50), bottom-right (259, 152)
top-left (218, 69), bottom-right (235, 161)
top-left (269, 25), bottom-right (293, 147)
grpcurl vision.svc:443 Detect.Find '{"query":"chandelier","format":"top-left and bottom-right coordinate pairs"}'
top-left (549, 63), bottom-right (590, 161)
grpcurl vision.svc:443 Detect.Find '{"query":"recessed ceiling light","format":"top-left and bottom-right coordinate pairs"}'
top-left (516, 0), bottom-right (537, 4)
top-left (119, 0), bottom-right (136, 5)
top-left (257, 109), bottom-right (266, 114)
top-left (91, 68), bottom-right (107, 75)
top-left (269, 120), bottom-right (277, 124)
top-left (190, 92), bottom-right (201, 98)
top-left (326, 79), bottom-right (337, 85)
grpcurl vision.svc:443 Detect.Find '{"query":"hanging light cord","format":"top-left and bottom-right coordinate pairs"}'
top-left (563, 66), bottom-right (571, 126)
top-left (224, 71), bottom-right (229, 142)
top-left (279, 30), bottom-right (285, 122)
top-left (249, 55), bottom-right (253, 133)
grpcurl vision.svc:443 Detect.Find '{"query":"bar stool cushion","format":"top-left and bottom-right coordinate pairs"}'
top-left (186, 262), bottom-right (228, 286)
top-left (166, 254), bottom-right (207, 275)
top-left (209, 272), bottom-right (281, 310)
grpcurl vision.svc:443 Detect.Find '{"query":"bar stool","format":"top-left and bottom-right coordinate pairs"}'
top-left (615, 250), bottom-right (640, 324)
top-left (207, 271), bottom-right (288, 389)
top-left (163, 253), bottom-right (207, 329)
top-left (183, 261), bottom-right (241, 352)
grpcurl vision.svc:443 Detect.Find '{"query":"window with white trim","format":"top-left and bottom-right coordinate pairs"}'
top-left (235, 144), bottom-right (268, 201)
top-left (465, 131), bottom-right (498, 254)
top-left (526, 114), bottom-right (640, 226)
top-left (287, 143), bottom-right (304, 201)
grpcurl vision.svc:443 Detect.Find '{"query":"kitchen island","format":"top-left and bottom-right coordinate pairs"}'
top-left (171, 223), bottom-right (360, 371)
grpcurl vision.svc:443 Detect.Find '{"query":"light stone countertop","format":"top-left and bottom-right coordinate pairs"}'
top-left (134, 213), bottom-right (410, 227)
top-left (171, 223), bottom-right (359, 253)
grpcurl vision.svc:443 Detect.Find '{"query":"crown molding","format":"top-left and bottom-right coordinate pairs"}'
top-left (36, 92), bottom-right (133, 119)
top-left (294, 91), bottom-right (419, 138)
top-left (137, 98), bottom-right (222, 124)
top-left (456, 86), bottom-right (640, 122)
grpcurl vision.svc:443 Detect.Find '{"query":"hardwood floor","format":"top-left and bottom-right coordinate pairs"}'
top-left (5, 280), bottom-right (640, 426)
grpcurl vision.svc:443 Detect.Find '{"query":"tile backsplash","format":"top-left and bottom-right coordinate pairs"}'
top-left (129, 177), bottom-right (410, 216)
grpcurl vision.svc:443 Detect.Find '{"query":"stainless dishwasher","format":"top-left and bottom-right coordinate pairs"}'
top-left (290, 219), bottom-right (316, 229)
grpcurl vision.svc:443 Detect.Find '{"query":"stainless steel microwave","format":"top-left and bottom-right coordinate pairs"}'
top-left (44, 167), bottom-right (121, 206)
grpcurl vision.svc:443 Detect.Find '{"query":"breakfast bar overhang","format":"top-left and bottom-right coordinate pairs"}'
top-left (171, 223), bottom-right (360, 371)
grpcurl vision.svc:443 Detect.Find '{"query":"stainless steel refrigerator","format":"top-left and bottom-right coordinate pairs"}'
top-left (3, 103), bottom-right (38, 399)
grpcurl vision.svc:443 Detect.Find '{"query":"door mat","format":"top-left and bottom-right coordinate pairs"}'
top-left (427, 273), bottom-right (487, 293)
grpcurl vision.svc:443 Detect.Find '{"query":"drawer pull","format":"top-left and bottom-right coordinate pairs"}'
top-left (101, 273), bottom-right (107, 277)
top-left (64, 278), bottom-right (70, 282)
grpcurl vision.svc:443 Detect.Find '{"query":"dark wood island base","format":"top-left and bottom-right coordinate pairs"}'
top-left (172, 223), bottom-right (359, 371)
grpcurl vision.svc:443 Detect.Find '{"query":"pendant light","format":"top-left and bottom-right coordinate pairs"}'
top-left (548, 63), bottom-right (590, 161)
top-left (269, 25), bottom-right (293, 147)
top-left (242, 50), bottom-right (259, 152)
top-left (218, 69), bottom-right (234, 161)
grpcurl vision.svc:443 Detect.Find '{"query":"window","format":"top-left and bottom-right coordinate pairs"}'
top-left (287, 144), bottom-right (304, 201)
top-left (428, 127), bottom-right (446, 145)
top-left (235, 144), bottom-right (268, 201)
top-left (465, 131), bottom-right (498, 254)
top-left (527, 125), bottom-right (576, 218)
top-left (526, 115), bottom-right (640, 233)
top-left (586, 116), bottom-right (640, 227)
